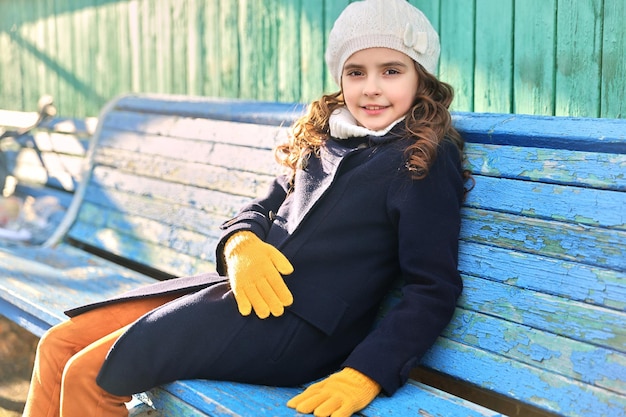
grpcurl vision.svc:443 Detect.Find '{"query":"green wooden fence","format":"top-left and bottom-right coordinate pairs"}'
top-left (0, 0), bottom-right (624, 119)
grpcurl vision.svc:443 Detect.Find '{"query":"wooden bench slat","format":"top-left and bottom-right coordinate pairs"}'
top-left (147, 379), bottom-right (505, 417)
top-left (68, 222), bottom-right (216, 278)
top-left (466, 175), bottom-right (626, 229)
top-left (359, 379), bottom-right (505, 417)
top-left (78, 202), bottom-right (223, 244)
top-left (103, 110), bottom-right (289, 149)
top-left (85, 166), bottom-right (252, 215)
top-left (466, 143), bottom-right (626, 191)
top-left (422, 338), bottom-right (625, 417)
top-left (454, 112), bottom-right (626, 153)
top-left (459, 242), bottom-right (626, 311)
top-left (379, 278), bottom-right (625, 395)
top-left (77, 191), bottom-right (227, 237)
top-left (97, 132), bottom-right (281, 177)
top-left (112, 94), bottom-right (306, 127)
top-left (75, 209), bottom-right (220, 258)
top-left (94, 147), bottom-right (276, 198)
top-left (75, 207), bottom-right (221, 257)
top-left (461, 208), bottom-right (626, 271)
top-left (444, 308), bottom-right (626, 394)
top-left (0, 244), bottom-right (154, 335)
top-left (461, 275), bottom-right (625, 353)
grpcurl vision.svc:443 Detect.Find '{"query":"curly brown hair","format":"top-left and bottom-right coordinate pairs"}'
top-left (274, 63), bottom-right (469, 184)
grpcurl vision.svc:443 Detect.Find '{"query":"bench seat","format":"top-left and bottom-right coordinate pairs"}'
top-left (0, 241), bottom-right (501, 417)
top-left (146, 379), bottom-right (504, 417)
top-left (0, 93), bottom-right (624, 416)
top-left (0, 242), bottom-right (155, 336)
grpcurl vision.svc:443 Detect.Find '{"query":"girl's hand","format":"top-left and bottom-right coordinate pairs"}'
top-left (287, 367), bottom-right (381, 417)
top-left (224, 231), bottom-right (294, 318)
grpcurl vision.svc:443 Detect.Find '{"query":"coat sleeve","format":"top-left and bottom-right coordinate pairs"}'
top-left (341, 141), bottom-right (465, 395)
top-left (215, 174), bottom-right (291, 275)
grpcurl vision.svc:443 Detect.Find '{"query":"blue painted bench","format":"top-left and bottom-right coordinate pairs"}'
top-left (0, 93), bottom-right (624, 417)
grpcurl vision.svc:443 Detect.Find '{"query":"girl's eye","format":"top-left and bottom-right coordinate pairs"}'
top-left (384, 68), bottom-right (400, 75)
top-left (346, 70), bottom-right (364, 77)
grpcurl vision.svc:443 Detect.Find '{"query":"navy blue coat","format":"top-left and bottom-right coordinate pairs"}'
top-left (67, 124), bottom-right (464, 397)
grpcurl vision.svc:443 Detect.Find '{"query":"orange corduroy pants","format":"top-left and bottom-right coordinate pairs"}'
top-left (22, 294), bottom-right (178, 417)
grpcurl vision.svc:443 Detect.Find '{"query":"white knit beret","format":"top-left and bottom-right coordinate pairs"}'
top-left (325, 0), bottom-right (440, 86)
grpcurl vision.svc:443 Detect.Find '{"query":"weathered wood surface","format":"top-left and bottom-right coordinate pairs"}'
top-left (147, 379), bottom-right (503, 417)
top-left (0, 243), bottom-right (156, 336)
top-left (0, 94), bottom-right (624, 416)
top-left (3, 1), bottom-right (625, 120)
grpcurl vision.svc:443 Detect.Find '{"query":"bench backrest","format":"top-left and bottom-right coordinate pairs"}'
top-left (66, 94), bottom-right (625, 416)
top-left (427, 113), bottom-right (626, 416)
top-left (63, 94), bottom-right (305, 277)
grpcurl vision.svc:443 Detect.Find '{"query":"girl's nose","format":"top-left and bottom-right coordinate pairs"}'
top-left (363, 76), bottom-right (381, 96)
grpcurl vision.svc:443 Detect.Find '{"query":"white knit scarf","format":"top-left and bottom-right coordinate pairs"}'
top-left (329, 107), bottom-right (405, 139)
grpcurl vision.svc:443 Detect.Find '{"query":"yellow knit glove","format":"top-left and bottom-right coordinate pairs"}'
top-left (287, 368), bottom-right (381, 417)
top-left (224, 231), bottom-right (294, 319)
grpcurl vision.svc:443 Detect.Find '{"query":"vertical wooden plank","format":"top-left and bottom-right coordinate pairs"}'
top-left (156, 0), bottom-right (173, 93)
top-left (601, 0), bottom-right (626, 118)
top-left (33, 2), bottom-right (49, 102)
top-left (439, 0), bottom-right (475, 112)
top-left (154, 0), bottom-right (166, 93)
top-left (127, 0), bottom-right (142, 92)
top-left (170, 0), bottom-right (188, 94)
top-left (17, 1), bottom-right (40, 111)
top-left (185, 0), bottom-right (202, 95)
top-left (43, 0), bottom-right (61, 107)
top-left (263, 0), bottom-right (279, 101)
top-left (513, 0), bottom-right (557, 116)
top-left (218, 0), bottom-right (240, 97)
top-left (201, 0), bottom-right (220, 97)
top-left (238, 0), bottom-right (279, 100)
top-left (53, 0), bottom-right (75, 115)
top-left (299, 1), bottom-right (326, 101)
top-left (555, 0), bottom-right (602, 117)
top-left (276, 0), bottom-right (301, 102)
top-left (0, 2), bottom-right (22, 110)
top-left (237, 0), bottom-right (256, 98)
top-left (323, 0), bottom-right (351, 94)
top-left (411, 0), bottom-right (440, 33)
top-left (72, 1), bottom-right (91, 114)
top-left (0, 5), bottom-right (8, 110)
top-left (96, 0), bottom-right (121, 108)
top-left (139, 0), bottom-right (158, 93)
top-left (116, 0), bottom-right (133, 98)
top-left (474, 0), bottom-right (513, 113)
top-left (86, 0), bottom-right (102, 116)
top-left (92, 0), bottom-right (105, 111)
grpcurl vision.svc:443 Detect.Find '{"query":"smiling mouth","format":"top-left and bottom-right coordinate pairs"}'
top-left (362, 105), bottom-right (388, 110)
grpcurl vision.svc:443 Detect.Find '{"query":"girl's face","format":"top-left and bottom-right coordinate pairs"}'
top-left (341, 47), bottom-right (418, 131)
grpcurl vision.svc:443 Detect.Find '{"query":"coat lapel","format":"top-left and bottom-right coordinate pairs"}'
top-left (286, 139), bottom-right (355, 233)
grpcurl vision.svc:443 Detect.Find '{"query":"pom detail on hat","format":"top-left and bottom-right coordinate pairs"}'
top-left (403, 24), bottom-right (428, 54)
top-left (325, 0), bottom-right (440, 86)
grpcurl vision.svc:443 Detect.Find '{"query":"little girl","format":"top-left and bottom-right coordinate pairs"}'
top-left (23, 1), bottom-right (468, 416)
